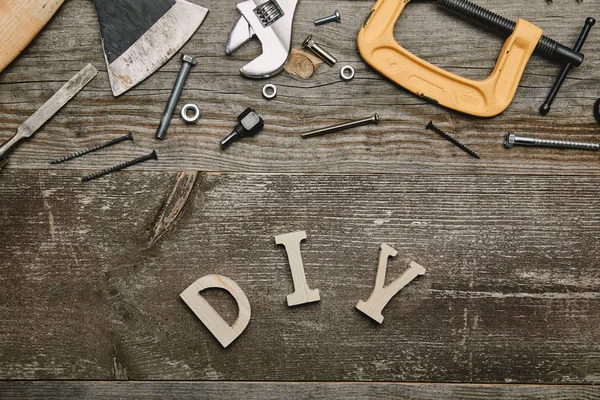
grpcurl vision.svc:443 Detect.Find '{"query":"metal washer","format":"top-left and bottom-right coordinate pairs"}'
top-left (262, 84), bottom-right (277, 100)
top-left (181, 103), bottom-right (201, 124)
top-left (340, 65), bottom-right (355, 81)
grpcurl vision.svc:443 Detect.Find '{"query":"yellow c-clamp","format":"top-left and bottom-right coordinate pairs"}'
top-left (357, 0), bottom-right (590, 117)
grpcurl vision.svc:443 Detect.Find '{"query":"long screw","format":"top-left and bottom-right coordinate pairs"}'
top-left (540, 18), bottom-right (595, 116)
top-left (314, 11), bottom-right (341, 25)
top-left (156, 54), bottom-right (197, 140)
top-left (51, 132), bottom-right (134, 165)
top-left (504, 132), bottom-right (600, 151)
top-left (302, 114), bottom-right (379, 139)
top-left (302, 35), bottom-right (337, 66)
top-left (426, 121), bottom-right (480, 159)
top-left (437, 0), bottom-right (584, 66)
top-left (81, 150), bottom-right (158, 182)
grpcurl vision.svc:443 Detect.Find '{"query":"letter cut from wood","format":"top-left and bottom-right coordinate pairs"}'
top-left (275, 231), bottom-right (321, 306)
top-left (356, 244), bottom-right (426, 324)
top-left (180, 274), bottom-right (251, 348)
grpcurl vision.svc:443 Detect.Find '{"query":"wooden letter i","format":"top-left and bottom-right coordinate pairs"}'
top-left (275, 231), bottom-right (321, 306)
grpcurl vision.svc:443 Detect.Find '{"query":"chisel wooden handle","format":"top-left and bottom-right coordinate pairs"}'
top-left (0, 0), bottom-right (65, 73)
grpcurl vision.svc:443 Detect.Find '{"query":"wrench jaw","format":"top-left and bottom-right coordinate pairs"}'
top-left (226, 0), bottom-right (299, 79)
top-left (226, 16), bottom-right (255, 55)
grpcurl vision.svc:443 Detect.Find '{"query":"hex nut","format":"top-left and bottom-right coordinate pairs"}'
top-left (262, 84), bottom-right (277, 100)
top-left (181, 104), bottom-right (201, 124)
top-left (340, 65), bottom-right (355, 81)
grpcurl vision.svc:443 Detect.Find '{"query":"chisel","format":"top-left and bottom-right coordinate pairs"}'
top-left (0, 63), bottom-right (98, 171)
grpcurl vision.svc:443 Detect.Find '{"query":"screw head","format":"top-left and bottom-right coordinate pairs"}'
top-left (334, 10), bottom-right (341, 23)
top-left (302, 35), bottom-right (314, 49)
top-left (504, 132), bottom-right (516, 149)
top-left (373, 113), bottom-right (380, 124)
top-left (181, 54), bottom-right (197, 66)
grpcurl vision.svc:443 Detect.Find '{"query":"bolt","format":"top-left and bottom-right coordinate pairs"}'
top-left (81, 150), bottom-right (158, 182)
top-left (302, 114), bottom-right (379, 139)
top-left (51, 132), bottom-right (134, 164)
top-left (156, 54), bottom-right (197, 140)
top-left (302, 35), bottom-right (337, 66)
top-left (314, 10), bottom-right (341, 25)
top-left (503, 132), bottom-right (600, 151)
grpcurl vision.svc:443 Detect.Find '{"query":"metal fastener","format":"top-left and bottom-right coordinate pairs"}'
top-left (314, 10), bottom-right (341, 25)
top-left (181, 104), bottom-right (201, 124)
top-left (302, 113), bottom-right (379, 139)
top-left (340, 65), bottom-right (355, 81)
top-left (504, 132), bottom-right (600, 151)
top-left (302, 35), bottom-right (337, 66)
top-left (81, 150), bottom-right (158, 182)
top-left (262, 84), bottom-right (277, 100)
top-left (426, 121), bottom-right (480, 159)
top-left (51, 132), bottom-right (134, 165)
top-left (156, 54), bottom-right (197, 140)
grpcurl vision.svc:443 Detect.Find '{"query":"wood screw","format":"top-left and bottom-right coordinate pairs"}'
top-left (81, 150), bottom-right (158, 182)
top-left (51, 132), bottom-right (134, 164)
top-left (504, 132), bottom-right (600, 151)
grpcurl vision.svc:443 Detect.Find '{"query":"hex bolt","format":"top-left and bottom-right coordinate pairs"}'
top-left (51, 132), bottom-right (134, 164)
top-left (314, 10), bottom-right (341, 25)
top-left (503, 132), bottom-right (600, 151)
top-left (81, 150), bottom-right (158, 182)
top-left (302, 114), bottom-right (379, 139)
top-left (302, 35), bottom-right (337, 66)
top-left (156, 54), bottom-right (197, 140)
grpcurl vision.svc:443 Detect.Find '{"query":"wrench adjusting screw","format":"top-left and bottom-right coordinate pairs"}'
top-left (504, 132), bottom-right (600, 151)
top-left (156, 54), bottom-right (197, 140)
top-left (302, 35), bottom-right (337, 66)
top-left (314, 10), bottom-right (341, 25)
top-left (302, 113), bottom-right (379, 139)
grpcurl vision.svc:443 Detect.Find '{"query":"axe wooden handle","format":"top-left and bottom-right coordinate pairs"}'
top-left (0, 0), bottom-right (64, 73)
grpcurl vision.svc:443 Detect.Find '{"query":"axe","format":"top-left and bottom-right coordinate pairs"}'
top-left (0, 0), bottom-right (208, 96)
top-left (93, 0), bottom-right (209, 96)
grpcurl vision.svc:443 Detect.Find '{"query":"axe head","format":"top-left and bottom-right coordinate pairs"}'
top-left (93, 0), bottom-right (208, 97)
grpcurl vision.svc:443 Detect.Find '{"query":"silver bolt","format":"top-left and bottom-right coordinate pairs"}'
top-left (302, 114), bottom-right (380, 139)
top-left (302, 35), bottom-right (337, 66)
top-left (504, 131), bottom-right (600, 151)
top-left (156, 54), bottom-right (197, 140)
top-left (314, 10), bottom-right (341, 25)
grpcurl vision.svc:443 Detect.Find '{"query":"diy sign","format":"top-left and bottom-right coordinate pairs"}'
top-left (180, 231), bottom-right (426, 348)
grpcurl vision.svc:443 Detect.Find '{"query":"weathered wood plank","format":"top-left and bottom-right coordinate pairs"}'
top-left (1, 170), bottom-right (599, 382)
top-left (0, 0), bottom-right (598, 174)
top-left (1, 381), bottom-right (600, 400)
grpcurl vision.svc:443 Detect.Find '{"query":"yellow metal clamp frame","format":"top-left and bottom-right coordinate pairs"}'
top-left (357, 0), bottom-right (543, 117)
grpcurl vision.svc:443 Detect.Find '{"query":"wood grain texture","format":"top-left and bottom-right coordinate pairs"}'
top-left (0, 0), bottom-right (598, 174)
top-left (1, 170), bottom-right (599, 383)
top-left (1, 381), bottom-right (600, 400)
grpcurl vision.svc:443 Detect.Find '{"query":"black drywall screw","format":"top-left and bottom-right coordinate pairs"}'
top-left (156, 54), bottom-right (197, 140)
top-left (51, 132), bottom-right (134, 164)
top-left (426, 121), bottom-right (480, 159)
top-left (437, 0), bottom-right (584, 66)
top-left (81, 150), bottom-right (158, 182)
top-left (540, 18), bottom-right (595, 116)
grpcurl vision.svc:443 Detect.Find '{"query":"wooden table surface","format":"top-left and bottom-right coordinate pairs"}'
top-left (1, 0), bottom-right (599, 398)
